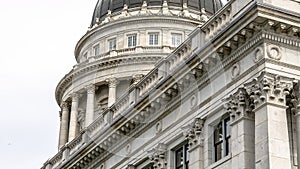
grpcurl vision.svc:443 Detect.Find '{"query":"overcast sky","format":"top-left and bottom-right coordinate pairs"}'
top-left (0, 0), bottom-right (97, 168)
top-left (0, 0), bottom-right (227, 168)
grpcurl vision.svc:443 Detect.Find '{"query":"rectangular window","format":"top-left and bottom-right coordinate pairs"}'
top-left (171, 33), bottom-right (182, 46)
top-left (108, 38), bottom-right (116, 51)
top-left (93, 45), bottom-right (99, 55)
top-left (213, 117), bottom-right (230, 162)
top-left (149, 33), bottom-right (159, 45)
top-left (128, 34), bottom-right (137, 47)
top-left (175, 143), bottom-right (189, 169)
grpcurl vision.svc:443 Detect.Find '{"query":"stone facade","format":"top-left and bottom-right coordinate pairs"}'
top-left (42, 0), bottom-right (300, 169)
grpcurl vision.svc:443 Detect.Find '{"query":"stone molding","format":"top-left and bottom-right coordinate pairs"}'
top-left (182, 118), bottom-right (204, 149)
top-left (148, 143), bottom-right (167, 169)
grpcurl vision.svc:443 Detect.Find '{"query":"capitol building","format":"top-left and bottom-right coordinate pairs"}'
top-left (42, 0), bottom-right (300, 168)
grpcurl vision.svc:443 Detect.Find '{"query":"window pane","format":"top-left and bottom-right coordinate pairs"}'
top-left (225, 118), bottom-right (230, 137)
top-left (175, 148), bottom-right (184, 167)
top-left (215, 143), bottom-right (222, 161)
top-left (128, 34), bottom-right (137, 47)
top-left (149, 33), bottom-right (158, 45)
top-left (171, 33), bottom-right (182, 46)
top-left (93, 45), bottom-right (99, 55)
top-left (214, 122), bottom-right (223, 143)
top-left (109, 38), bottom-right (116, 50)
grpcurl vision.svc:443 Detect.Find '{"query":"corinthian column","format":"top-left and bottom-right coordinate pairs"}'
top-left (85, 84), bottom-right (96, 127)
top-left (68, 93), bottom-right (80, 141)
top-left (58, 101), bottom-right (70, 149)
top-left (106, 78), bottom-right (118, 107)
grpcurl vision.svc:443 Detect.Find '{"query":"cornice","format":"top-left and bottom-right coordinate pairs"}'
top-left (55, 55), bottom-right (163, 105)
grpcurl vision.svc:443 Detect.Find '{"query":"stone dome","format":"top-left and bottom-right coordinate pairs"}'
top-left (91, 0), bottom-right (223, 26)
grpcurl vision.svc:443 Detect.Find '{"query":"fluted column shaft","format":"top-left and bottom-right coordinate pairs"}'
top-left (58, 102), bottom-right (70, 149)
top-left (85, 84), bottom-right (96, 127)
top-left (107, 78), bottom-right (118, 107)
top-left (68, 93), bottom-right (80, 141)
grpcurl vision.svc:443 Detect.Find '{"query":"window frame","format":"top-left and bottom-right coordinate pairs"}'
top-left (108, 38), bottom-right (117, 51)
top-left (171, 33), bottom-right (182, 47)
top-left (93, 44), bottom-right (100, 56)
top-left (148, 32), bottom-right (159, 46)
top-left (127, 34), bottom-right (137, 47)
top-left (174, 143), bottom-right (189, 169)
top-left (213, 116), bottom-right (231, 162)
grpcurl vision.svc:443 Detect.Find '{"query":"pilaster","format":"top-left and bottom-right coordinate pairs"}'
top-left (224, 88), bottom-right (255, 169)
top-left (182, 118), bottom-right (204, 169)
top-left (244, 72), bottom-right (293, 169)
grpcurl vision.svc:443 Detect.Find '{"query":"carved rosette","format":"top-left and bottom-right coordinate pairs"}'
top-left (182, 118), bottom-right (204, 149)
top-left (148, 143), bottom-right (167, 169)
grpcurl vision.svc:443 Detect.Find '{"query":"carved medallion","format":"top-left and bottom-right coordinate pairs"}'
top-left (267, 44), bottom-right (282, 60)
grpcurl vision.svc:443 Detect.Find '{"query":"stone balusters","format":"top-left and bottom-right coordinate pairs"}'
top-left (85, 84), bottom-right (97, 127)
top-left (106, 78), bottom-right (118, 107)
top-left (182, 118), bottom-right (204, 169)
top-left (68, 93), bottom-right (80, 141)
top-left (58, 101), bottom-right (70, 149)
top-left (243, 73), bottom-right (293, 169)
top-left (224, 88), bottom-right (255, 169)
top-left (148, 143), bottom-right (167, 169)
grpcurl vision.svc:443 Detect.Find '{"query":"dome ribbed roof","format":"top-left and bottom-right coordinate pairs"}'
top-left (91, 0), bottom-right (223, 26)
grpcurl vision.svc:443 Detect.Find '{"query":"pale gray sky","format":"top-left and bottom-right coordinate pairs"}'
top-left (0, 0), bottom-right (227, 168)
top-left (0, 0), bottom-right (97, 168)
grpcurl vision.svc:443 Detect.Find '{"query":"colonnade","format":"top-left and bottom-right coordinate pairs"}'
top-left (57, 79), bottom-right (118, 149)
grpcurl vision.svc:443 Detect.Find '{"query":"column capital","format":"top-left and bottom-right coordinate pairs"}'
top-left (85, 84), bottom-right (97, 94)
top-left (224, 87), bottom-right (254, 124)
top-left (147, 143), bottom-right (167, 169)
top-left (243, 72), bottom-right (294, 107)
top-left (71, 92), bottom-right (81, 102)
top-left (106, 78), bottom-right (119, 88)
top-left (60, 101), bottom-right (69, 111)
top-left (182, 118), bottom-right (204, 149)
